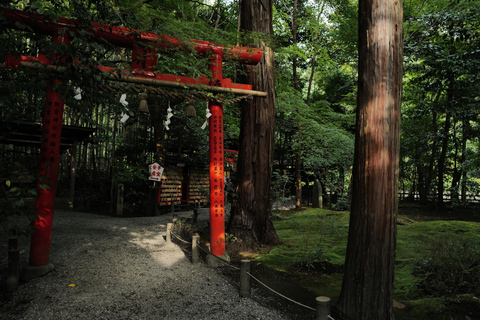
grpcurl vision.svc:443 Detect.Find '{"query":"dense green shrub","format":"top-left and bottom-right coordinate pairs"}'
top-left (413, 236), bottom-right (480, 296)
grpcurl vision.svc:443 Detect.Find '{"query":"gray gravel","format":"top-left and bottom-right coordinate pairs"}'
top-left (1, 210), bottom-right (289, 320)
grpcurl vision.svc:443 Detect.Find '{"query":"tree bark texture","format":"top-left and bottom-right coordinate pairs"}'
top-left (337, 0), bottom-right (403, 319)
top-left (229, 0), bottom-right (280, 247)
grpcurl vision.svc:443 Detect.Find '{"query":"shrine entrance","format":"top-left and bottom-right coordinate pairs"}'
top-left (1, 8), bottom-right (265, 279)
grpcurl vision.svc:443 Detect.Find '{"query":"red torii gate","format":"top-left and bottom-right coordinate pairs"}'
top-left (2, 8), bottom-right (264, 279)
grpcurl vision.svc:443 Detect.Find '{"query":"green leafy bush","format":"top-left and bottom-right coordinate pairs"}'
top-left (0, 163), bottom-right (37, 236)
top-left (413, 236), bottom-right (480, 296)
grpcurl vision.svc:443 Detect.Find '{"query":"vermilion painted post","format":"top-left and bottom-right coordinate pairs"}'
top-left (28, 30), bottom-right (69, 269)
top-left (209, 54), bottom-right (225, 256)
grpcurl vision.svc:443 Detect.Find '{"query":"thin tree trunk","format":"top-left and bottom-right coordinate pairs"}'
top-left (292, 0), bottom-right (302, 208)
top-left (306, 1), bottom-right (325, 105)
top-left (229, 0), bottom-right (280, 247)
top-left (451, 118), bottom-right (460, 201)
top-left (295, 134), bottom-right (302, 208)
top-left (109, 113), bottom-right (118, 215)
top-left (292, 0), bottom-right (298, 90)
top-left (337, 0), bottom-right (403, 318)
top-left (149, 99), bottom-right (166, 216)
top-left (306, 56), bottom-right (316, 105)
top-left (437, 113), bottom-right (451, 208)
top-left (461, 120), bottom-right (468, 203)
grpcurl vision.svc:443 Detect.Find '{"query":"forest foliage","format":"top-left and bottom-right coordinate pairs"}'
top-left (0, 0), bottom-right (479, 223)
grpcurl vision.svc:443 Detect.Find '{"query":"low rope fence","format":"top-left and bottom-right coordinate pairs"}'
top-left (167, 222), bottom-right (355, 320)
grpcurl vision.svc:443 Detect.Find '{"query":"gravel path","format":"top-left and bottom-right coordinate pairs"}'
top-left (0, 210), bottom-right (289, 320)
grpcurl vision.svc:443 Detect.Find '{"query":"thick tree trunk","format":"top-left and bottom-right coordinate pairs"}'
top-left (229, 0), bottom-right (280, 247)
top-left (337, 0), bottom-right (403, 318)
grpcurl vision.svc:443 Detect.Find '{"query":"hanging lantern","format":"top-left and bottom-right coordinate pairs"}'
top-left (138, 91), bottom-right (149, 113)
top-left (185, 98), bottom-right (197, 118)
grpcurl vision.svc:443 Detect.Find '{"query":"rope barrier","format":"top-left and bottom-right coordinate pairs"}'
top-left (170, 231), bottom-right (192, 245)
top-left (247, 271), bottom-right (316, 311)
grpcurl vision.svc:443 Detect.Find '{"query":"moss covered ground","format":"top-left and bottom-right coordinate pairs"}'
top-left (251, 203), bottom-right (480, 319)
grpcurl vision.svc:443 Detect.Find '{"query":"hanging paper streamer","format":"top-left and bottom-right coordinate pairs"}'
top-left (201, 107), bottom-right (212, 130)
top-left (119, 94), bottom-right (130, 123)
top-left (120, 108), bottom-right (130, 123)
top-left (74, 87), bottom-right (82, 100)
top-left (119, 93), bottom-right (128, 107)
top-left (164, 104), bottom-right (173, 131)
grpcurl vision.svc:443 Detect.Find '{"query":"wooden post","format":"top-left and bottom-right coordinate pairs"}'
top-left (6, 237), bottom-right (20, 292)
top-left (116, 183), bottom-right (124, 216)
top-left (68, 139), bottom-right (77, 209)
top-left (312, 179), bottom-right (323, 208)
top-left (166, 223), bottom-right (172, 243)
top-left (316, 296), bottom-right (331, 320)
top-left (192, 235), bottom-right (200, 264)
top-left (240, 259), bottom-right (251, 298)
top-left (193, 207), bottom-right (199, 224)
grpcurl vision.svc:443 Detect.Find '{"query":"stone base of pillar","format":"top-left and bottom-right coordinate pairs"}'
top-left (21, 263), bottom-right (55, 281)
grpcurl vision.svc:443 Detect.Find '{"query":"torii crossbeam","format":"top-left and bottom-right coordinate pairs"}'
top-left (1, 8), bottom-right (264, 279)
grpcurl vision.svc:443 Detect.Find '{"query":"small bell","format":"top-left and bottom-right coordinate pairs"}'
top-left (138, 91), bottom-right (149, 113)
top-left (185, 98), bottom-right (197, 118)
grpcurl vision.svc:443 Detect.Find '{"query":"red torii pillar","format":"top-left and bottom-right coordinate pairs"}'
top-left (23, 30), bottom-right (70, 279)
top-left (208, 54), bottom-right (225, 257)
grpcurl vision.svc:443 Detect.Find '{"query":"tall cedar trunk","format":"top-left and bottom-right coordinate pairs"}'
top-left (229, 0), bottom-right (280, 247)
top-left (337, 0), bottom-right (403, 318)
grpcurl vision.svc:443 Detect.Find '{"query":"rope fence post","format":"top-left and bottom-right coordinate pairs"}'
top-left (316, 296), bottom-right (331, 320)
top-left (6, 237), bottom-right (20, 292)
top-left (166, 223), bottom-right (172, 243)
top-left (193, 207), bottom-right (198, 224)
top-left (240, 259), bottom-right (251, 298)
top-left (192, 235), bottom-right (200, 264)
top-left (116, 183), bottom-right (124, 216)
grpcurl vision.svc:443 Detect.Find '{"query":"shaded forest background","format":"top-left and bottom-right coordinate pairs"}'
top-left (1, 0), bottom-right (480, 218)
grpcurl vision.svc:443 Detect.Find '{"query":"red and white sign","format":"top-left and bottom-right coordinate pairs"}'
top-left (149, 162), bottom-right (164, 181)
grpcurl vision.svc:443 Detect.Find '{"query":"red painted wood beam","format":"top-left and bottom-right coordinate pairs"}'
top-left (5, 55), bottom-right (253, 91)
top-left (1, 8), bottom-right (262, 64)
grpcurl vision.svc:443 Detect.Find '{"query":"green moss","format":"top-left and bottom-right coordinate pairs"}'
top-left (255, 207), bottom-right (480, 319)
